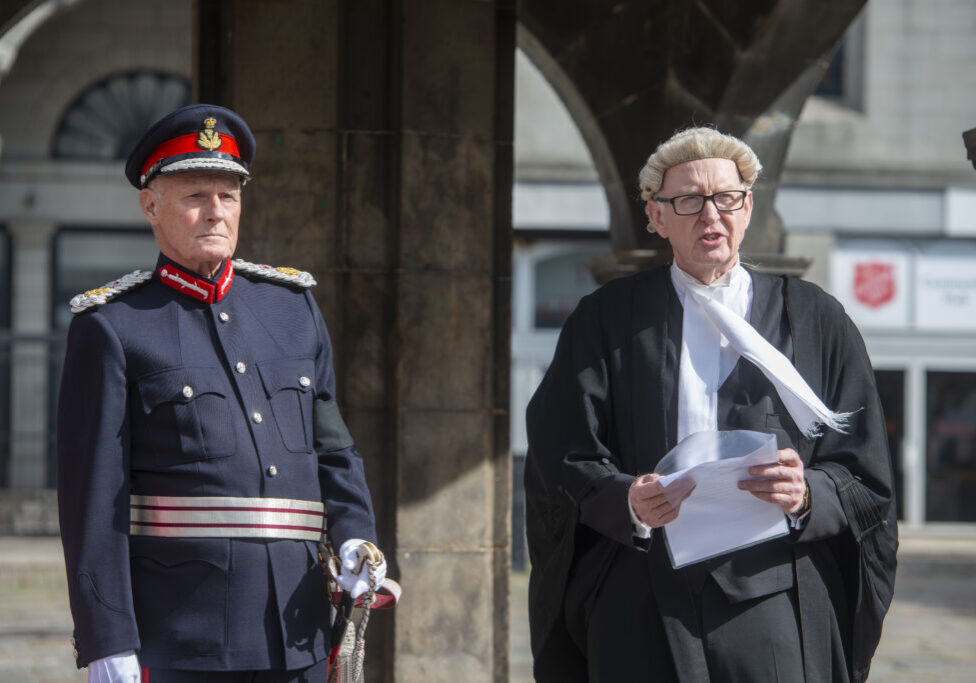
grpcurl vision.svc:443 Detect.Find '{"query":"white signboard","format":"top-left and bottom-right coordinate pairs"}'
top-left (915, 255), bottom-right (976, 331)
top-left (831, 248), bottom-right (910, 329)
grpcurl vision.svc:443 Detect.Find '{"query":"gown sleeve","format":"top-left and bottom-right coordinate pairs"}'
top-left (525, 293), bottom-right (641, 553)
top-left (787, 283), bottom-right (895, 547)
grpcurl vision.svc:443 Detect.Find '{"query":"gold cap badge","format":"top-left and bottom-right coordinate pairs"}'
top-left (197, 117), bottom-right (223, 152)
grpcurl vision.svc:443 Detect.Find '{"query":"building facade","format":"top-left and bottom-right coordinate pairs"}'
top-left (1, 0), bottom-right (975, 537)
top-left (0, 1), bottom-right (191, 526)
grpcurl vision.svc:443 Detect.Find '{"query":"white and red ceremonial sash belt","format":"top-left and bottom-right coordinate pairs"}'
top-left (130, 495), bottom-right (325, 541)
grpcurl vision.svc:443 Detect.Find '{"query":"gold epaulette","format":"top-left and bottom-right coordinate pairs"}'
top-left (231, 259), bottom-right (316, 288)
top-left (70, 269), bottom-right (154, 313)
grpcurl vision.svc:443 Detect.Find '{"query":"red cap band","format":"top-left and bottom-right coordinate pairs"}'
top-left (140, 133), bottom-right (242, 179)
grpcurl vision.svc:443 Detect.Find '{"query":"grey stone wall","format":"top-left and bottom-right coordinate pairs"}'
top-left (786, 0), bottom-right (976, 187)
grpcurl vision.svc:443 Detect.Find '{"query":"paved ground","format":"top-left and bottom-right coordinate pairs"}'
top-left (1, 531), bottom-right (974, 682)
top-left (509, 528), bottom-right (976, 683)
top-left (0, 537), bottom-right (83, 683)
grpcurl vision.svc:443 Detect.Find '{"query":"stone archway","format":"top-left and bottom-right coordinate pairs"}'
top-left (516, 0), bottom-right (867, 280)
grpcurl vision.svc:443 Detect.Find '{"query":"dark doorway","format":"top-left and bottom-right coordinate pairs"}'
top-left (926, 370), bottom-right (976, 522)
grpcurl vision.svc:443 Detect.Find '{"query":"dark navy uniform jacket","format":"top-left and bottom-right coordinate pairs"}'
top-left (57, 254), bottom-right (377, 671)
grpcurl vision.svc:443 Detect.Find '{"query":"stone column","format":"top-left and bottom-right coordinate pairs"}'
top-left (197, 2), bottom-right (514, 681)
top-left (6, 219), bottom-right (55, 488)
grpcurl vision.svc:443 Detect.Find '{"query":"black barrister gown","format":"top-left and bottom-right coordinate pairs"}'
top-left (524, 266), bottom-right (898, 683)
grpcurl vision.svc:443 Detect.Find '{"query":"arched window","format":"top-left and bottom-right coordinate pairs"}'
top-left (51, 71), bottom-right (191, 160)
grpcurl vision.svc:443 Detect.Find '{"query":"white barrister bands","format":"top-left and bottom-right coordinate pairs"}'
top-left (671, 264), bottom-right (855, 439)
top-left (130, 495), bottom-right (325, 541)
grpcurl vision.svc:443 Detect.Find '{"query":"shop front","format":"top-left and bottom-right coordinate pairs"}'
top-left (832, 239), bottom-right (976, 525)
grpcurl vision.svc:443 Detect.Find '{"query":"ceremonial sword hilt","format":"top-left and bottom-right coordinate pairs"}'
top-left (350, 541), bottom-right (383, 574)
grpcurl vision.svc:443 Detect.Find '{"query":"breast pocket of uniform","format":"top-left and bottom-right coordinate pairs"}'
top-left (135, 366), bottom-right (237, 467)
top-left (256, 358), bottom-right (314, 454)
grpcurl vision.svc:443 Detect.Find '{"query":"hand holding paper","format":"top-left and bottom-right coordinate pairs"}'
top-left (629, 473), bottom-right (695, 528)
top-left (655, 430), bottom-right (790, 568)
top-left (738, 447), bottom-right (806, 514)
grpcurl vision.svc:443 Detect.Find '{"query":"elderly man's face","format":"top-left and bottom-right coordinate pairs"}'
top-left (647, 158), bottom-right (752, 285)
top-left (138, 171), bottom-right (241, 278)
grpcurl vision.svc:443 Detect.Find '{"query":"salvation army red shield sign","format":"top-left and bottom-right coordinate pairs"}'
top-left (853, 262), bottom-right (895, 309)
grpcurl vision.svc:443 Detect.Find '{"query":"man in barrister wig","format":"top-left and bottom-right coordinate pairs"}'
top-left (57, 104), bottom-right (386, 682)
top-left (525, 127), bottom-right (897, 682)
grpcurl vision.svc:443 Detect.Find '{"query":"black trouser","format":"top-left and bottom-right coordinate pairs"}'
top-left (585, 546), bottom-right (804, 683)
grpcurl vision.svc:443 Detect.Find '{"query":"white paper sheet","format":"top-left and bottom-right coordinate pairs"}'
top-left (656, 430), bottom-right (789, 568)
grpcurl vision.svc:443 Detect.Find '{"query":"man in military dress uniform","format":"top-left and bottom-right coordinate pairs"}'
top-left (57, 104), bottom-right (386, 683)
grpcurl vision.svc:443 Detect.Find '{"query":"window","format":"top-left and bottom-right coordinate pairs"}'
top-left (46, 229), bottom-right (157, 484)
top-left (875, 370), bottom-right (905, 520)
top-left (533, 247), bottom-right (603, 329)
top-left (51, 228), bottom-right (158, 329)
top-left (815, 42), bottom-right (846, 99)
top-left (52, 71), bottom-right (191, 160)
top-left (812, 13), bottom-right (864, 111)
top-left (0, 228), bottom-right (11, 487)
top-left (0, 228), bottom-right (12, 329)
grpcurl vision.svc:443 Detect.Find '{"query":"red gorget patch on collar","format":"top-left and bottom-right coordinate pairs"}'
top-left (157, 260), bottom-right (234, 303)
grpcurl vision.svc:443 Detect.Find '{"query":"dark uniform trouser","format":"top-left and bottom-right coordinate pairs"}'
top-left (143, 658), bottom-right (328, 683)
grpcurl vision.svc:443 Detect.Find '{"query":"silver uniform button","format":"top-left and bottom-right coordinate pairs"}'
top-left (235, 362), bottom-right (246, 374)
top-left (267, 465), bottom-right (278, 477)
top-left (219, 312), bottom-right (230, 322)
top-left (182, 385), bottom-right (193, 398)
top-left (299, 376), bottom-right (311, 387)
top-left (252, 412), bottom-right (263, 424)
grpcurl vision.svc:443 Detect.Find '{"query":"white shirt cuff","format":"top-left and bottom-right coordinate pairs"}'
top-left (787, 506), bottom-right (811, 530)
top-left (88, 651), bottom-right (140, 683)
top-left (628, 493), bottom-right (653, 539)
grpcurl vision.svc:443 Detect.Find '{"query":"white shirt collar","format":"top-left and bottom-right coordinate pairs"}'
top-left (670, 262), bottom-right (752, 321)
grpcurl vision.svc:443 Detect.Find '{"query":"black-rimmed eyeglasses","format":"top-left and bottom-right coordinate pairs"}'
top-left (656, 190), bottom-right (748, 216)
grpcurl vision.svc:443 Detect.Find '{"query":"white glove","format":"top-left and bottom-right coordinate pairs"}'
top-left (88, 650), bottom-right (140, 683)
top-left (336, 538), bottom-right (387, 599)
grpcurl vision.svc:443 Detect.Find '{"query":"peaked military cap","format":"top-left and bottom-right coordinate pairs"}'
top-left (124, 104), bottom-right (256, 189)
